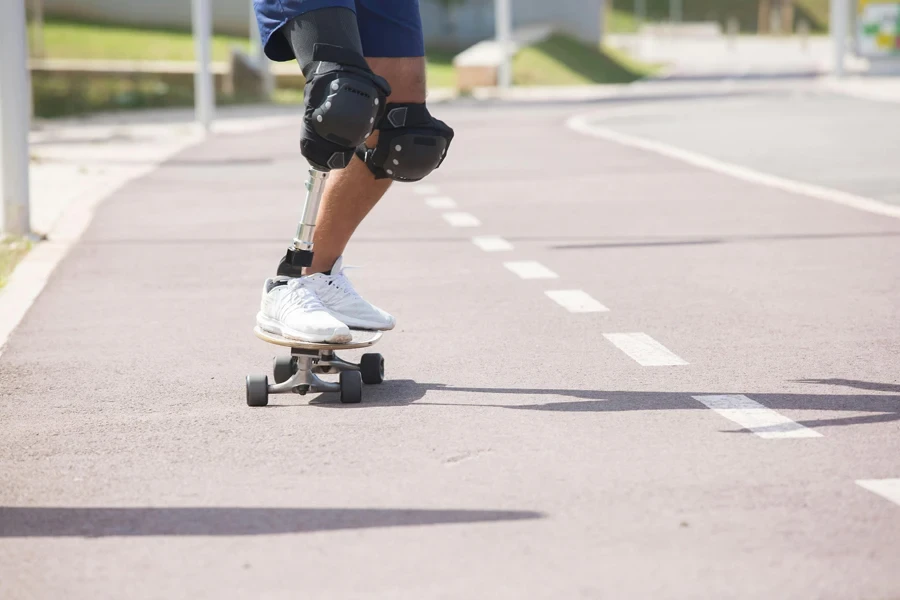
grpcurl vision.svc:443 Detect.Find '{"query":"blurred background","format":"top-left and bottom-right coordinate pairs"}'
top-left (1, 0), bottom-right (898, 268)
top-left (20, 0), bottom-right (897, 118)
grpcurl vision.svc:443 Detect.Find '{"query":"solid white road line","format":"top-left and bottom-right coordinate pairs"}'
top-left (442, 212), bottom-right (481, 227)
top-left (603, 333), bottom-right (688, 366)
top-left (425, 197), bottom-right (457, 209)
top-left (567, 114), bottom-right (900, 221)
top-left (503, 261), bottom-right (559, 279)
top-left (413, 184), bottom-right (439, 195)
top-left (856, 479), bottom-right (900, 507)
top-left (472, 236), bottom-right (513, 252)
top-left (692, 394), bottom-right (822, 439)
top-left (545, 290), bottom-right (609, 313)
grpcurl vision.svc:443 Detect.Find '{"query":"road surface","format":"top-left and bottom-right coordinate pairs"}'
top-left (2, 82), bottom-right (899, 599)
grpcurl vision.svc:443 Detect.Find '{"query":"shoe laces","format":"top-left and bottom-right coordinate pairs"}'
top-left (282, 278), bottom-right (327, 313)
top-left (321, 270), bottom-right (364, 303)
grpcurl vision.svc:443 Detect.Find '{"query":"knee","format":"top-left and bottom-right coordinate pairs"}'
top-left (300, 46), bottom-right (391, 170)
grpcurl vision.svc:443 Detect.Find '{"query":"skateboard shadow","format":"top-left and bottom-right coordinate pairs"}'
top-left (0, 506), bottom-right (543, 538)
top-left (305, 379), bottom-right (900, 432)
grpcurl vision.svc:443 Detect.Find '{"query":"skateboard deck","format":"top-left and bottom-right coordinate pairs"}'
top-left (254, 326), bottom-right (382, 350)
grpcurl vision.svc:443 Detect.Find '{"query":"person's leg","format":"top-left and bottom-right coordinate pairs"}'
top-left (307, 56), bottom-right (426, 274)
top-left (255, 2), bottom-right (389, 343)
top-left (257, 0), bottom-right (452, 335)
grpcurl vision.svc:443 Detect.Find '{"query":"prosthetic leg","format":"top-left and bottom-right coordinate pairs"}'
top-left (247, 168), bottom-right (387, 407)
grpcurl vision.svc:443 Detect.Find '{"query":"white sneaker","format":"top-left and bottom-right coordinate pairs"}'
top-left (256, 277), bottom-right (352, 343)
top-left (304, 256), bottom-right (396, 331)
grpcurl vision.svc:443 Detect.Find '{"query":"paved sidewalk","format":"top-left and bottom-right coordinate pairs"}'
top-left (28, 104), bottom-right (306, 235)
top-left (823, 75), bottom-right (900, 104)
top-left (0, 105), bottom-right (303, 356)
top-left (606, 33), bottom-right (871, 79)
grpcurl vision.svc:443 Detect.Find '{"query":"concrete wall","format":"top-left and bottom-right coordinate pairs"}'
top-left (424, 0), bottom-right (604, 48)
top-left (43, 0), bottom-right (604, 49)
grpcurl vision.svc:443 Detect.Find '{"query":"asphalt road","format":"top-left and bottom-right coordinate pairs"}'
top-left (576, 86), bottom-right (900, 206)
top-left (2, 86), bottom-right (899, 599)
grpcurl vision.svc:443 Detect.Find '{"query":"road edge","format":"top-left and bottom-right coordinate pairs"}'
top-left (566, 113), bottom-right (900, 221)
top-left (0, 133), bottom-right (203, 359)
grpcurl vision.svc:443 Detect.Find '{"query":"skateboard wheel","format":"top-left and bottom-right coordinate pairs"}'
top-left (360, 353), bottom-right (384, 385)
top-left (246, 374), bottom-right (269, 407)
top-left (273, 356), bottom-right (297, 384)
top-left (339, 370), bottom-right (363, 404)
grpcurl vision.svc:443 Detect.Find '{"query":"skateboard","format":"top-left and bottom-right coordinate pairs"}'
top-left (246, 327), bottom-right (385, 407)
top-left (246, 167), bottom-right (388, 406)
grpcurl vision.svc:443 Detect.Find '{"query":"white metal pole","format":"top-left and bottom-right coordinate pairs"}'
top-left (0, 0), bottom-right (32, 236)
top-left (192, 0), bottom-right (215, 130)
top-left (831, 0), bottom-right (848, 77)
top-left (495, 0), bottom-right (512, 88)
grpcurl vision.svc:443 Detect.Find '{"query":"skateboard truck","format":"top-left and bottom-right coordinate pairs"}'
top-left (246, 167), bottom-right (386, 407)
top-left (247, 333), bottom-right (385, 406)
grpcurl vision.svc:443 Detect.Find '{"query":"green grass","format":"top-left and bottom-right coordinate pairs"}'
top-left (607, 9), bottom-right (643, 34)
top-left (28, 19), bottom-right (660, 117)
top-left (32, 18), bottom-right (250, 61)
top-left (31, 18), bottom-right (454, 84)
top-left (29, 18), bottom-right (458, 116)
top-left (797, 0), bottom-right (829, 30)
top-left (0, 236), bottom-right (32, 289)
top-left (424, 48), bottom-right (456, 89)
top-left (31, 71), bottom-right (256, 118)
top-left (607, 0), bottom-right (830, 32)
top-left (513, 34), bottom-right (661, 86)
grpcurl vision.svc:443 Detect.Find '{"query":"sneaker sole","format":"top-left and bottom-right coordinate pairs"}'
top-left (325, 310), bottom-right (395, 331)
top-left (256, 313), bottom-right (352, 344)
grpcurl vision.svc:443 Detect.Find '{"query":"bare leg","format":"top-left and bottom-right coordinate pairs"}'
top-left (307, 56), bottom-right (427, 274)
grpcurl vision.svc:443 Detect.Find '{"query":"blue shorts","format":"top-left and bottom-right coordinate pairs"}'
top-left (254, 0), bottom-right (424, 62)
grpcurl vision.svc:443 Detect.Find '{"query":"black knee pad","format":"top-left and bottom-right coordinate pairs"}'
top-left (355, 103), bottom-right (454, 182)
top-left (300, 44), bottom-right (391, 170)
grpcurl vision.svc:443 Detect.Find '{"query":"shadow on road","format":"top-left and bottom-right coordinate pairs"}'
top-left (303, 379), bottom-right (900, 432)
top-left (551, 231), bottom-right (900, 251)
top-left (794, 378), bottom-right (900, 393)
top-left (0, 506), bottom-right (543, 538)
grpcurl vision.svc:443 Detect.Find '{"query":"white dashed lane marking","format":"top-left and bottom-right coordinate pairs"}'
top-left (425, 197), bottom-right (457, 209)
top-left (692, 394), bottom-right (822, 439)
top-left (413, 184), bottom-right (440, 195)
top-left (857, 479), bottom-right (900, 507)
top-left (545, 290), bottom-right (609, 313)
top-left (603, 333), bottom-right (688, 366)
top-left (503, 261), bottom-right (559, 279)
top-left (472, 236), bottom-right (513, 252)
top-left (442, 212), bottom-right (481, 227)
